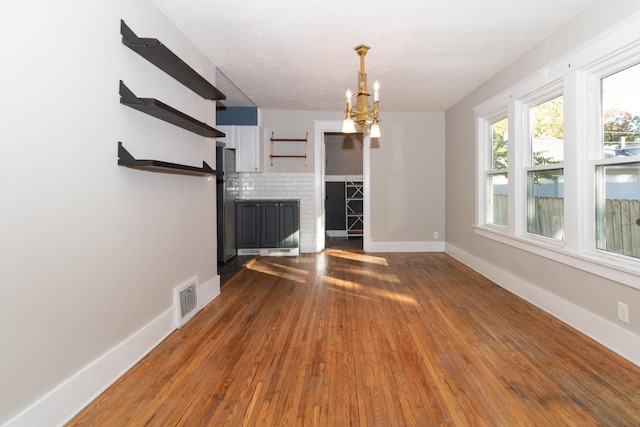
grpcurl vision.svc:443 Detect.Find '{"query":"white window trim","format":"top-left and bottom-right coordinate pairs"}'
top-left (476, 109), bottom-right (509, 228)
top-left (474, 17), bottom-right (640, 291)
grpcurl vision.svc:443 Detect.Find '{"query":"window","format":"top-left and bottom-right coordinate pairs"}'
top-left (492, 118), bottom-right (508, 170)
top-left (596, 63), bottom-right (640, 259)
top-left (488, 173), bottom-right (508, 226)
top-left (596, 163), bottom-right (640, 258)
top-left (531, 96), bottom-right (564, 166)
top-left (526, 96), bottom-right (564, 239)
top-left (601, 64), bottom-right (640, 158)
top-left (487, 117), bottom-right (508, 226)
top-left (527, 168), bottom-right (564, 239)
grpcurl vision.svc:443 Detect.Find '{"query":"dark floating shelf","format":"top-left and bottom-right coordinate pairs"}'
top-left (119, 81), bottom-right (224, 138)
top-left (117, 142), bottom-right (221, 177)
top-left (121, 20), bottom-right (225, 101)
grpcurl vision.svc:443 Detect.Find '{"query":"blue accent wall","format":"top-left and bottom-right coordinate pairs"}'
top-left (216, 107), bottom-right (259, 125)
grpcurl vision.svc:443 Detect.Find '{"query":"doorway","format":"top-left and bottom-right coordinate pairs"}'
top-left (324, 132), bottom-right (364, 250)
top-left (314, 120), bottom-right (370, 252)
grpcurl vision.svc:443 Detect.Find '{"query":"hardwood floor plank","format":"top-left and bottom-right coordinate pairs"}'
top-left (68, 252), bottom-right (640, 426)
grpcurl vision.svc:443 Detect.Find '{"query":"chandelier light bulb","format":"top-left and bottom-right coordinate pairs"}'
top-left (370, 122), bottom-right (381, 138)
top-left (342, 118), bottom-right (356, 133)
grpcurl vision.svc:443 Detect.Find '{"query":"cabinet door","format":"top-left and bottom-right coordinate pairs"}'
top-left (215, 125), bottom-right (235, 149)
top-left (260, 202), bottom-right (279, 248)
top-left (236, 202), bottom-right (260, 248)
top-left (235, 126), bottom-right (261, 172)
top-left (279, 201), bottom-right (299, 248)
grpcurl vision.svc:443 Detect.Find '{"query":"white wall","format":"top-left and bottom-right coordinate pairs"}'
top-left (445, 0), bottom-right (640, 363)
top-left (369, 112), bottom-right (445, 250)
top-left (0, 0), bottom-right (220, 424)
top-left (262, 110), bottom-right (338, 174)
top-left (325, 133), bottom-right (363, 176)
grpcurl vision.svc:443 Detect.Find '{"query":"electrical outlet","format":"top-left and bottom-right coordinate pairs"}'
top-left (433, 232), bottom-right (439, 239)
top-left (618, 302), bottom-right (629, 324)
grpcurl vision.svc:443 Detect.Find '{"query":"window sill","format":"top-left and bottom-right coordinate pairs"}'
top-left (474, 225), bottom-right (640, 290)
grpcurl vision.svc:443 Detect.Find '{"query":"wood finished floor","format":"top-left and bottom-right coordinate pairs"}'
top-left (69, 251), bottom-right (640, 426)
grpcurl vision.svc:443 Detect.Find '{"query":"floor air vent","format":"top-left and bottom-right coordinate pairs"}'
top-left (174, 277), bottom-right (199, 328)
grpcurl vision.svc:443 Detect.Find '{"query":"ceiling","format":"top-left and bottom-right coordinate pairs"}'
top-left (150, 0), bottom-right (596, 112)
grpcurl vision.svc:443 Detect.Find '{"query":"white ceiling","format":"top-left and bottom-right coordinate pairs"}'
top-left (150, 0), bottom-right (596, 112)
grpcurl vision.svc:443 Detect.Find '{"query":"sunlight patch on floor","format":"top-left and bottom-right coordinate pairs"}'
top-left (329, 265), bottom-right (402, 284)
top-left (325, 275), bottom-right (362, 290)
top-left (324, 249), bottom-right (389, 266)
top-left (248, 260), bottom-right (308, 284)
top-left (372, 288), bottom-right (418, 305)
top-left (324, 276), bottom-right (418, 305)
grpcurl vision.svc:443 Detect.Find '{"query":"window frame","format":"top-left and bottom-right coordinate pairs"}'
top-left (477, 108), bottom-right (509, 231)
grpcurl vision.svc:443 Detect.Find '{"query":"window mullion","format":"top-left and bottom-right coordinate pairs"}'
top-left (510, 100), bottom-right (525, 236)
top-left (562, 71), bottom-right (579, 251)
top-left (564, 71), bottom-right (590, 252)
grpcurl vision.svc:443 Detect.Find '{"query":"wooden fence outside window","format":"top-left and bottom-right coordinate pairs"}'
top-left (492, 195), bottom-right (640, 258)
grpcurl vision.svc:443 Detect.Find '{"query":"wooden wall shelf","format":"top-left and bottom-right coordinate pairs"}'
top-left (119, 81), bottom-right (224, 138)
top-left (120, 20), bottom-right (225, 101)
top-left (117, 142), bottom-right (220, 177)
top-left (269, 132), bottom-right (308, 166)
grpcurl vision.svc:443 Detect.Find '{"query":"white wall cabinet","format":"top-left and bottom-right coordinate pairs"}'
top-left (235, 126), bottom-right (262, 172)
top-left (216, 125), bottom-right (262, 172)
top-left (215, 125), bottom-right (235, 148)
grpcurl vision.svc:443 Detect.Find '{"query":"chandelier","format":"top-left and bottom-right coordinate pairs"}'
top-left (342, 45), bottom-right (381, 138)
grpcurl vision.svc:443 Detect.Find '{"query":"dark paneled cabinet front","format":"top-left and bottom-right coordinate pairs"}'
top-left (236, 200), bottom-right (299, 249)
top-left (278, 201), bottom-right (299, 248)
top-left (260, 202), bottom-right (280, 248)
top-left (236, 201), bottom-right (260, 248)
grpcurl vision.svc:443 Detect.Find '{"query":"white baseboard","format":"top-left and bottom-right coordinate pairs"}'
top-left (6, 276), bottom-right (222, 427)
top-left (367, 240), bottom-right (445, 253)
top-left (445, 242), bottom-right (640, 367)
top-left (5, 308), bottom-right (175, 427)
top-left (199, 275), bottom-right (220, 307)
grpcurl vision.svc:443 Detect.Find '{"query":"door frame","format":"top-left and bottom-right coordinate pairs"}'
top-left (313, 120), bottom-right (371, 252)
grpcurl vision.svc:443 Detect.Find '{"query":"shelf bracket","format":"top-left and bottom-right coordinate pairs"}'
top-left (269, 131), bottom-right (309, 167)
top-left (119, 79), bottom-right (143, 106)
